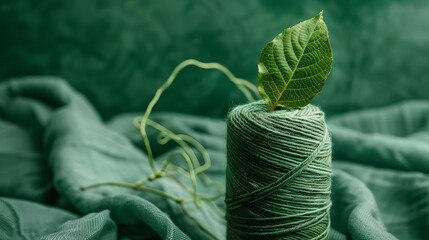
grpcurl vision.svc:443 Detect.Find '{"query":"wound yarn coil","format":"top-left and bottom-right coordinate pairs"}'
top-left (225, 100), bottom-right (332, 239)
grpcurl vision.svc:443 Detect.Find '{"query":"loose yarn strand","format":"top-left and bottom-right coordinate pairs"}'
top-left (138, 59), bottom-right (258, 174)
top-left (226, 101), bottom-right (332, 239)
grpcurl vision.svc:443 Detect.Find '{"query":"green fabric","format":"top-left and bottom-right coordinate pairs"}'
top-left (1, 78), bottom-right (429, 239)
top-left (0, 79), bottom-right (195, 239)
top-left (1, 0), bottom-right (429, 118)
top-left (0, 198), bottom-right (116, 240)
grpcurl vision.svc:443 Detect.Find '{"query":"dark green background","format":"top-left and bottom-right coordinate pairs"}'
top-left (1, 0), bottom-right (428, 118)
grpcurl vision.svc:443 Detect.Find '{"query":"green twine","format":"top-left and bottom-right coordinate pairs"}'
top-left (225, 100), bottom-right (332, 239)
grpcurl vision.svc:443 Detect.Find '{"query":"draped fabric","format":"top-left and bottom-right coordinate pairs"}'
top-left (1, 78), bottom-right (428, 239)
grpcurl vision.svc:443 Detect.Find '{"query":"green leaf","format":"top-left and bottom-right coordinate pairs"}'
top-left (257, 11), bottom-right (333, 112)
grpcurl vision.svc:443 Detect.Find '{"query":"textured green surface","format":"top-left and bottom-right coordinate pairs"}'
top-left (258, 12), bottom-right (332, 111)
top-left (1, 78), bottom-right (429, 239)
top-left (1, 0), bottom-right (429, 118)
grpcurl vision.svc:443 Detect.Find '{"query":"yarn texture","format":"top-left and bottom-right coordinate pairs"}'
top-left (225, 100), bottom-right (332, 239)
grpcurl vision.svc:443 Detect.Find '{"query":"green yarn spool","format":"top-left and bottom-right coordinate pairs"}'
top-left (225, 100), bottom-right (332, 239)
